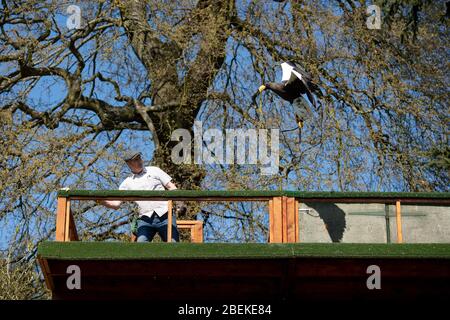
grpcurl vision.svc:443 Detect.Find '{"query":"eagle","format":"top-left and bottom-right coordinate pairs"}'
top-left (252, 61), bottom-right (320, 138)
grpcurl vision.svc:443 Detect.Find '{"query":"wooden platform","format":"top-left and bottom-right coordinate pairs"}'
top-left (38, 242), bottom-right (450, 301)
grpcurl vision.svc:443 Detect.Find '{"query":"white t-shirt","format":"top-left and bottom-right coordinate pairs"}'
top-left (119, 166), bottom-right (172, 217)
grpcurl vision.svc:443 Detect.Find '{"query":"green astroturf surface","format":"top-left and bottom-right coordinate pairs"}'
top-left (57, 189), bottom-right (450, 199)
top-left (38, 242), bottom-right (450, 260)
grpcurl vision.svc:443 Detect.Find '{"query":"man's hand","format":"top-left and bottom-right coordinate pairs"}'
top-left (96, 199), bottom-right (122, 210)
top-left (164, 181), bottom-right (186, 214)
top-left (165, 181), bottom-right (177, 190)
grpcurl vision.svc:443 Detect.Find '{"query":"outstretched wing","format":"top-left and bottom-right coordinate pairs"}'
top-left (286, 61), bottom-right (315, 84)
top-left (282, 61), bottom-right (313, 83)
top-left (285, 68), bottom-right (317, 108)
top-left (283, 61), bottom-right (320, 108)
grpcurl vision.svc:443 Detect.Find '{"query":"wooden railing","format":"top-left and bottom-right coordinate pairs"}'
top-left (55, 197), bottom-right (205, 243)
top-left (55, 190), bottom-right (450, 243)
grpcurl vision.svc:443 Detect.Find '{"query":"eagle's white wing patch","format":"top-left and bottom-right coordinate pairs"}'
top-left (292, 69), bottom-right (303, 81)
top-left (281, 62), bottom-right (294, 82)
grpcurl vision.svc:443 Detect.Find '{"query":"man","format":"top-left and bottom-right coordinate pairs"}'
top-left (98, 151), bottom-right (181, 242)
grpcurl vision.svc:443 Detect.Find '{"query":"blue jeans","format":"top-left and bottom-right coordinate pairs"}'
top-left (136, 212), bottom-right (180, 242)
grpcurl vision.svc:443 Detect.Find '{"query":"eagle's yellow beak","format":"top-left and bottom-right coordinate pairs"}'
top-left (258, 85), bottom-right (266, 93)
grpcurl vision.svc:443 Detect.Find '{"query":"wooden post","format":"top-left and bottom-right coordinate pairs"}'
top-left (285, 197), bottom-right (297, 243)
top-left (68, 210), bottom-right (79, 241)
top-left (295, 200), bottom-right (299, 242)
top-left (55, 196), bottom-right (78, 241)
top-left (56, 197), bottom-right (68, 241)
top-left (64, 198), bottom-right (71, 241)
top-left (281, 196), bottom-right (288, 242)
top-left (396, 200), bottom-right (403, 243)
top-left (192, 222), bottom-right (203, 243)
top-left (196, 223), bottom-right (203, 243)
top-left (167, 200), bottom-right (173, 242)
top-left (191, 225), bottom-right (197, 243)
top-left (269, 197), bottom-right (283, 243)
top-left (268, 199), bottom-right (273, 242)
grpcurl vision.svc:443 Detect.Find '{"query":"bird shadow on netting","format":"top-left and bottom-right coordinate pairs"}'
top-left (304, 202), bottom-right (347, 242)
